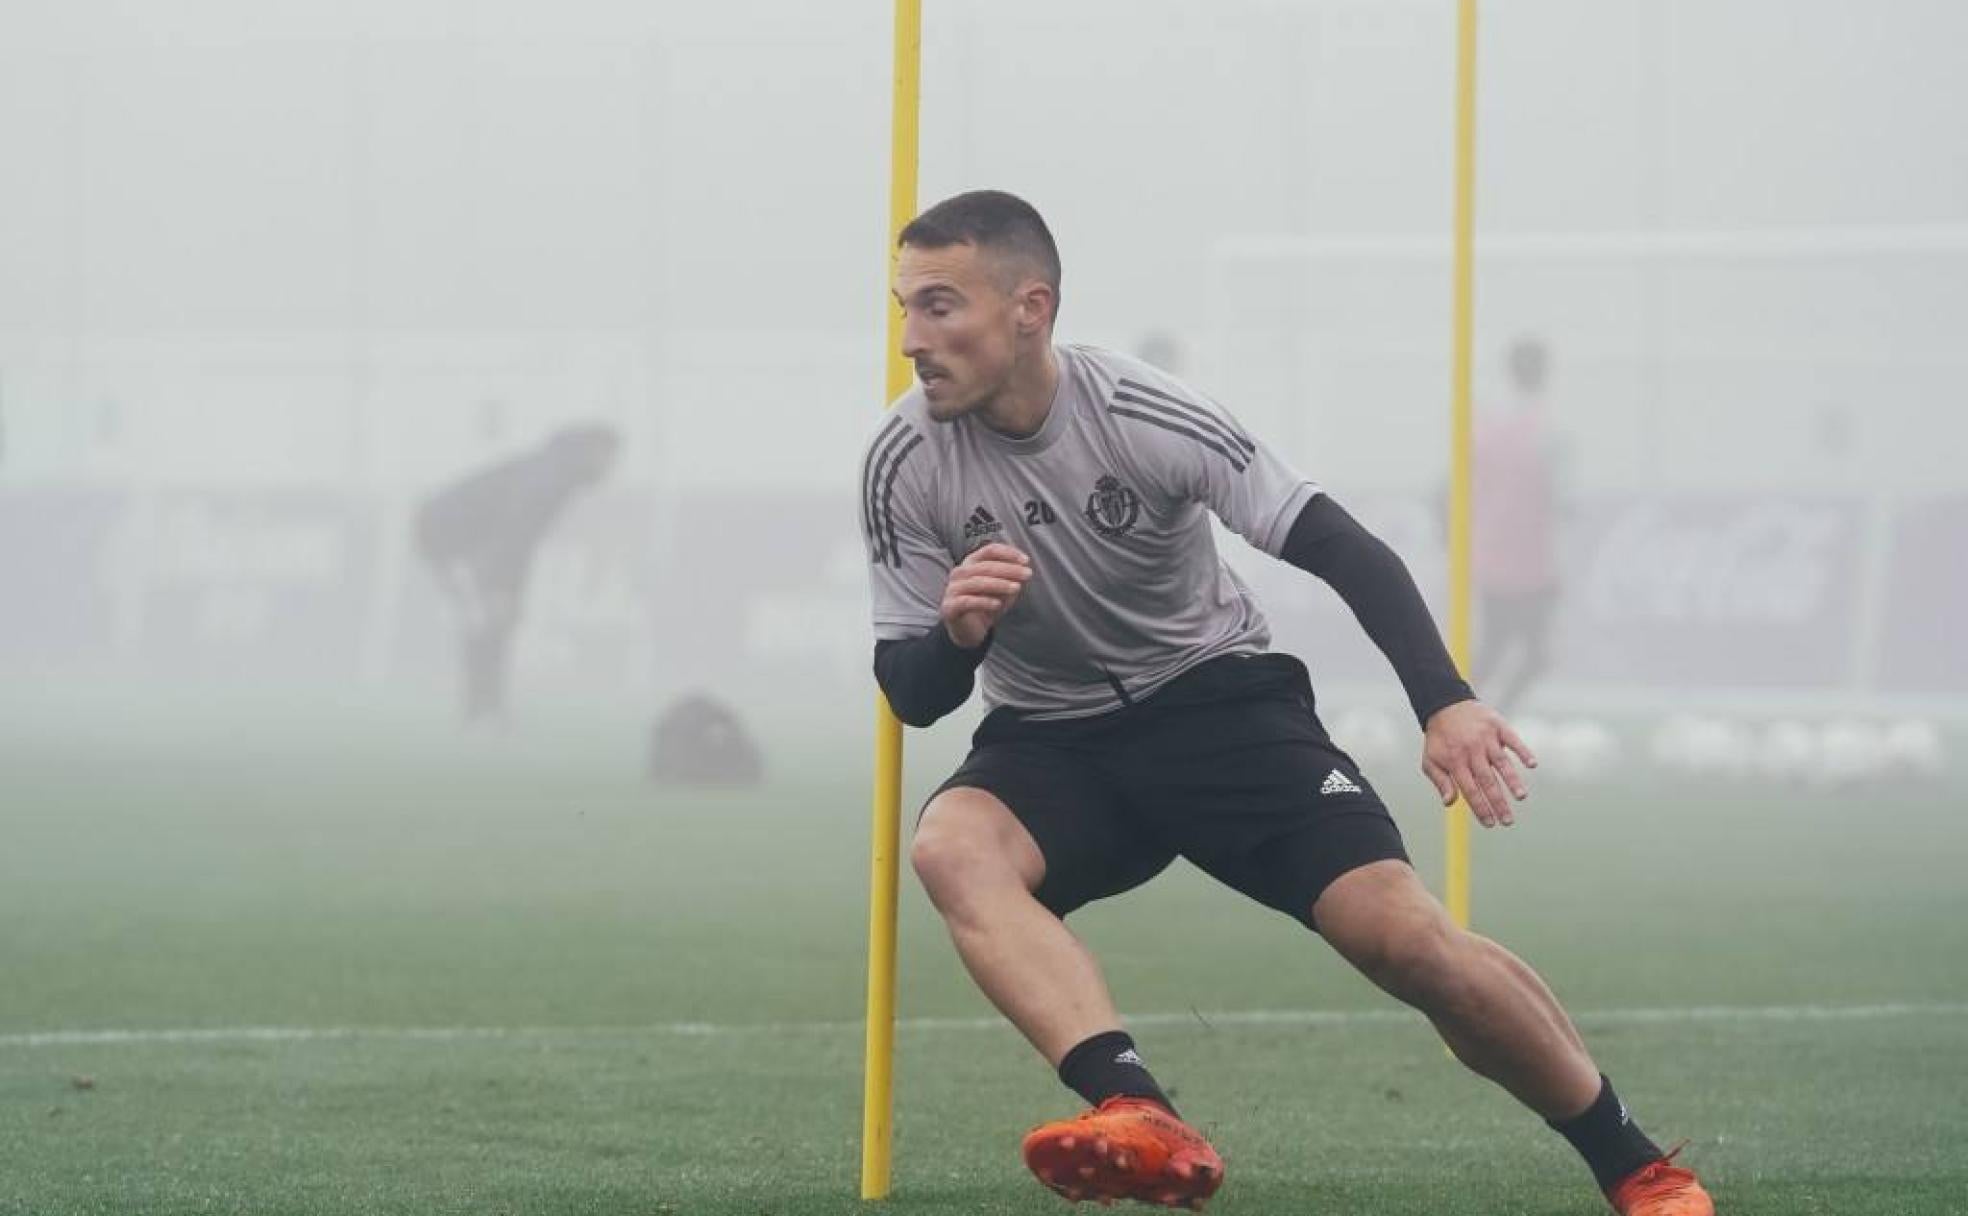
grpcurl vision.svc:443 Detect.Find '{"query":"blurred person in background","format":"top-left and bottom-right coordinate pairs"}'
top-left (1133, 329), bottom-right (1184, 376)
top-left (863, 192), bottom-right (1709, 1215)
top-left (1473, 335), bottom-right (1566, 713)
top-left (415, 423), bottom-right (620, 723)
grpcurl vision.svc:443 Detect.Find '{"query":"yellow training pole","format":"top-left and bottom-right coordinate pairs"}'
top-left (862, 0), bottom-right (920, 1200)
top-left (1444, 0), bottom-right (1479, 930)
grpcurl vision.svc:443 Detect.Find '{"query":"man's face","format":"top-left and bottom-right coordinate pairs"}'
top-left (893, 241), bottom-right (1038, 421)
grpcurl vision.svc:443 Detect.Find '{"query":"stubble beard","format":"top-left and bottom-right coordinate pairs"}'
top-left (925, 378), bottom-right (1004, 424)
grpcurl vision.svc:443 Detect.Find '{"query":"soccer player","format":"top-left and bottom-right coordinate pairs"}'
top-left (415, 423), bottom-right (619, 722)
top-left (859, 191), bottom-right (1712, 1215)
top-left (1472, 335), bottom-right (1565, 713)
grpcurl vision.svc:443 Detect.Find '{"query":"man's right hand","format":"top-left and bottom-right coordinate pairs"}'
top-left (942, 542), bottom-right (1032, 649)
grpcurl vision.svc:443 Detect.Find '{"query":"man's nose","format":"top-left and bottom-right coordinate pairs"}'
top-left (899, 310), bottom-right (930, 360)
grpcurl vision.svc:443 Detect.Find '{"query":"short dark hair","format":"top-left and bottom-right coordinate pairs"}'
top-left (898, 189), bottom-right (1062, 304)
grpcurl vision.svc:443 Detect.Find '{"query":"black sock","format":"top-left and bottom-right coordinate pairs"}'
top-left (1548, 1075), bottom-right (1664, 1190)
top-left (1056, 1030), bottom-right (1177, 1115)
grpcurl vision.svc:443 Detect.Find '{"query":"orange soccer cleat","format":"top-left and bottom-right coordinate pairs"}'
top-left (1020, 1097), bottom-right (1225, 1210)
top-left (1606, 1145), bottom-right (1715, 1216)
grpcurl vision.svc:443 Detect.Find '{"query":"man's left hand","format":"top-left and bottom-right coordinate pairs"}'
top-left (1421, 700), bottom-right (1538, 828)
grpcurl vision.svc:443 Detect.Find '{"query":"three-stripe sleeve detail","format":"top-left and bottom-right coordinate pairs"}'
top-left (861, 416), bottom-right (907, 562)
top-left (862, 416), bottom-right (925, 567)
top-left (1109, 378), bottom-right (1256, 472)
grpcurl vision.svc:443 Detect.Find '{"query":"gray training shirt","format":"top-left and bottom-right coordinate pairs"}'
top-left (860, 343), bottom-right (1319, 720)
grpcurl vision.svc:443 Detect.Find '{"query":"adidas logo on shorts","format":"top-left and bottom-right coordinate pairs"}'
top-left (1320, 768), bottom-right (1362, 796)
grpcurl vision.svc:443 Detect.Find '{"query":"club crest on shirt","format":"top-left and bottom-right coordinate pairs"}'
top-left (1083, 475), bottom-right (1141, 539)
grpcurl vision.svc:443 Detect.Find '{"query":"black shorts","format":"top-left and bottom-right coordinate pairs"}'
top-left (929, 652), bottom-right (1410, 929)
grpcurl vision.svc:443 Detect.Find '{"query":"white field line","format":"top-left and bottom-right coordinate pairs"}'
top-left (3, 1002), bottom-right (1965, 1051)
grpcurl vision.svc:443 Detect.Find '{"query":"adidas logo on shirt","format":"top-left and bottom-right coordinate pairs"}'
top-left (1113, 1048), bottom-right (1144, 1066)
top-left (963, 505), bottom-right (1005, 546)
top-left (1320, 769), bottom-right (1362, 796)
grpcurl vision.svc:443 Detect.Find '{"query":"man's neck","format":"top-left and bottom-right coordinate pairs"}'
top-left (976, 344), bottom-right (1061, 439)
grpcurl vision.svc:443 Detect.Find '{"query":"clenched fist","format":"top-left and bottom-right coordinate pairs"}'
top-left (943, 542), bottom-right (1032, 649)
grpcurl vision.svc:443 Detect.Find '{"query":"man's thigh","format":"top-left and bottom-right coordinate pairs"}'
top-left (929, 739), bottom-right (1174, 919)
top-left (1121, 656), bottom-right (1412, 929)
top-left (1307, 857), bottom-right (1450, 957)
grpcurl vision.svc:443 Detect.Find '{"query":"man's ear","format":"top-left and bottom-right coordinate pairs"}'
top-left (1016, 280), bottom-right (1057, 334)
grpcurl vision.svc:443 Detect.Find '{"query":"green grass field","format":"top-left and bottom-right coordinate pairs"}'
top-left (4, 691), bottom-right (1966, 1214)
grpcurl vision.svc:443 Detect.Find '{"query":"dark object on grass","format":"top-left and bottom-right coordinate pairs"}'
top-left (648, 694), bottom-right (763, 786)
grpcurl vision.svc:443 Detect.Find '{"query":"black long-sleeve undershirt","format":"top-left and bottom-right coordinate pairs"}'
top-left (873, 627), bottom-right (991, 727)
top-left (1280, 493), bottom-right (1473, 726)
top-left (871, 493), bottom-right (1473, 730)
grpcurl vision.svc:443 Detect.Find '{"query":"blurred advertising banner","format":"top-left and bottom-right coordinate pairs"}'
top-left (0, 488), bottom-right (381, 676)
top-left (1558, 495), bottom-right (1866, 689)
top-left (1878, 493), bottom-right (1968, 696)
top-left (1227, 490), bottom-right (1947, 700)
top-left (135, 489), bottom-right (381, 675)
top-left (0, 487), bottom-right (126, 668)
top-left (645, 487), bottom-right (867, 690)
top-left (2, 484), bottom-right (1962, 700)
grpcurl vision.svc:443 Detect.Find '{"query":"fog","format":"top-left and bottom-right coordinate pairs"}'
top-left (2, 0), bottom-right (1963, 784)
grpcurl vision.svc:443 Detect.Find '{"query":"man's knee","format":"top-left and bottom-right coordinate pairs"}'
top-left (906, 820), bottom-right (973, 894)
top-left (1316, 862), bottom-right (1473, 1006)
top-left (910, 788), bottom-right (1043, 906)
top-left (1362, 918), bottom-right (1474, 1007)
